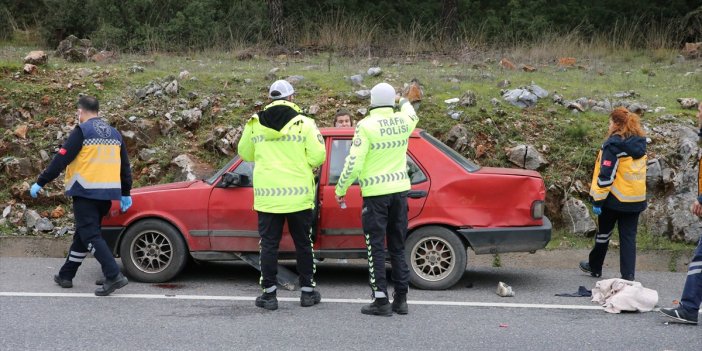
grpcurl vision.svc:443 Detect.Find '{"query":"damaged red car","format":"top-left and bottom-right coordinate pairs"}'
top-left (101, 128), bottom-right (550, 290)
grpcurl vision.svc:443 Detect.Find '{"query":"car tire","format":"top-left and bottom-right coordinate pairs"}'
top-left (405, 226), bottom-right (467, 290)
top-left (119, 219), bottom-right (188, 283)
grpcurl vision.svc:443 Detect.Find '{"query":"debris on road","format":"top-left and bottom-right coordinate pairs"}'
top-left (496, 281), bottom-right (515, 297)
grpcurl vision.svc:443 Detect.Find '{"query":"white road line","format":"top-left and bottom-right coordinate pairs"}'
top-left (0, 292), bottom-right (603, 310)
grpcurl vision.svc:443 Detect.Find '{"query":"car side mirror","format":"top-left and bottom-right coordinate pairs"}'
top-left (219, 172), bottom-right (243, 188)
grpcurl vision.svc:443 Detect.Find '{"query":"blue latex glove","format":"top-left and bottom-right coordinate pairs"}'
top-left (592, 206), bottom-right (602, 216)
top-left (29, 183), bottom-right (42, 198)
top-left (120, 196), bottom-right (132, 213)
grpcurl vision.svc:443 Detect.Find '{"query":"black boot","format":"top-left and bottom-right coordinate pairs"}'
top-left (361, 298), bottom-right (392, 316)
top-left (255, 291), bottom-right (278, 311)
top-left (579, 261), bottom-right (601, 278)
top-left (94, 273), bottom-right (128, 296)
top-left (300, 290), bottom-right (321, 307)
top-left (392, 293), bottom-right (408, 315)
top-left (95, 277), bottom-right (105, 285)
top-left (53, 274), bottom-right (73, 288)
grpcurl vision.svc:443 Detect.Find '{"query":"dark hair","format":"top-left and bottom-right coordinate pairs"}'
top-left (78, 96), bottom-right (99, 113)
top-left (334, 109), bottom-right (352, 124)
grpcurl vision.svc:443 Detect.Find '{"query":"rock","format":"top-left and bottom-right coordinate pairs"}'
top-left (14, 124), bottom-right (28, 139)
top-left (677, 98), bottom-right (699, 109)
top-left (164, 80), bottom-right (178, 96)
top-left (129, 65), bottom-right (145, 74)
top-left (199, 98), bottom-right (210, 111)
top-left (499, 58), bottom-right (516, 70)
top-left (354, 90), bottom-right (371, 100)
top-left (308, 104), bottom-right (320, 115)
top-left (507, 144), bottom-right (548, 170)
top-left (171, 154), bottom-right (215, 182)
top-left (179, 70), bottom-right (190, 80)
top-left (286, 75), bottom-right (304, 84)
top-left (561, 198), bottom-right (597, 236)
top-left (654, 107), bottom-right (666, 113)
top-left (23, 64), bottom-right (37, 75)
top-left (2, 205), bottom-right (11, 218)
top-left (50, 206), bottom-right (65, 219)
top-left (459, 91), bottom-right (477, 107)
top-left (444, 124), bottom-right (470, 153)
top-left (244, 78), bottom-right (252, 84)
top-left (566, 101), bottom-right (585, 112)
top-left (35, 218), bottom-right (54, 232)
top-left (91, 50), bottom-right (116, 62)
top-left (444, 98), bottom-right (460, 104)
top-left (558, 57), bottom-right (576, 67)
top-left (503, 89), bottom-right (537, 108)
top-left (23, 51), bottom-right (48, 65)
top-left (613, 90), bottom-right (637, 99)
top-left (175, 108), bottom-right (202, 129)
top-left (77, 68), bottom-right (93, 77)
top-left (646, 159), bottom-right (662, 189)
top-left (681, 42), bottom-right (702, 59)
top-left (139, 148), bottom-right (157, 162)
top-left (449, 111), bottom-right (462, 120)
top-left (25, 209), bottom-right (41, 228)
top-left (591, 106), bottom-right (608, 114)
top-left (522, 64), bottom-right (537, 72)
top-left (475, 144), bottom-right (486, 158)
top-left (266, 67), bottom-right (280, 80)
top-left (349, 74), bottom-right (364, 86)
top-left (128, 116), bottom-right (138, 122)
top-left (497, 80), bottom-right (510, 88)
top-left (552, 94), bottom-right (563, 104)
top-left (356, 108), bottom-right (367, 116)
top-left (527, 83), bottom-right (549, 98)
top-left (56, 35), bottom-right (95, 62)
top-left (55, 227), bottom-right (69, 237)
top-left (490, 98), bottom-right (501, 106)
top-left (367, 67), bottom-right (382, 77)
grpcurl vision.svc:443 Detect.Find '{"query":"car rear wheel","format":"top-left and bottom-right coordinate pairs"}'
top-left (405, 226), bottom-right (467, 290)
top-left (119, 219), bottom-right (188, 283)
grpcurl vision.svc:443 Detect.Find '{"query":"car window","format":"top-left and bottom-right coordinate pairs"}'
top-left (420, 131), bottom-right (480, 172)
top-left (328, 138), bottom-right (426, 185)
top-left (233, 161), bottom-right (254, 187)
top-left (206, 156), bottom-right (239, 185)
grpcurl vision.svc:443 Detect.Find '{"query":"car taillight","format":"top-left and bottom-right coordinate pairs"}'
top-left (531, 200), bottom-right (544, 219)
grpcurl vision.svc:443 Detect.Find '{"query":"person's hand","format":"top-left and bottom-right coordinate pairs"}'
top-left (120, 196), bottom-right (133, 213)
top-left (690, 201), bottom-right (702, 217)
top-left (29, 183), bottom-right (42, 198)
top-left (335, 195), bottom-right (345, 204)
top-left (592, 206), bottom-right (602, 216)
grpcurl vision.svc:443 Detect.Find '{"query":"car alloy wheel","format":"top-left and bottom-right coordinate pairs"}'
top-left (410, 236), bottom-right (456, 282)
top-left (130, 230), bottom-right (173, 274)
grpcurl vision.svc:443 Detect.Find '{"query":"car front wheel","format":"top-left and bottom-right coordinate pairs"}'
top-left (119, 219), bottom-right (188, 283)
top-left (405, 226), bottom-right (467, 290)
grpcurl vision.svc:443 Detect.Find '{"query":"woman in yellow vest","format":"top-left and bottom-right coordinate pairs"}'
top-left (580, 107), bottom-right (647, 281)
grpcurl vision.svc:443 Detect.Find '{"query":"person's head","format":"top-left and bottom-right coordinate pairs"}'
top-left (269, 80), bottom-right (295, 101)
top-left (608, 107), bottom-right (645, 138)
top-left (77, 95), bottom-right (99, 123)
top-left (370, 82), bottom-right (396, 108)
top-left (334, 109), bottom-right (353, 127)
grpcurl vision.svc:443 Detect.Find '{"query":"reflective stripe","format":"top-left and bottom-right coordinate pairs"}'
top-left (359, 171), bottom-right (408, 187)
top-left (370, 139), bottom-right (408, 150)
top-left (254, 187), bottom-right (310, 196)
top-left (65, 174), bottom-right (121, 190)
top-left (596, 239), bottom-right (610, 243)
top-left (610, 186), bottom-right (646, 202)
top-left (83, 138), bottom-right (121, 146)
top-left (68, 257), bottom-right (83, 263)
top-left (687, 269), bottom-right (701, 276)
top-left (70, 251), bottom-right (88, 257)
top-left (689, 261), bottom-right (702, 268)
top-left (589, 189), bottom-right (609, 201)
top-left (250, 135), bottom-right (306, 144)
top-left (264, 286), bottom-right (277, 293)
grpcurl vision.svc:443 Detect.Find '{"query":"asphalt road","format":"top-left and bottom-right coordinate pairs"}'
top-left (0, 257), bottom-right (700, 351)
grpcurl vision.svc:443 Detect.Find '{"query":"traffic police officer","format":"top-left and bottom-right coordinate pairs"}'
top-left (31, 96), bottom-right (132, 296)
top-left (237, 80), bottom-right (326, 310)
top-left (659, 103), bottom-right (702, 325)
top-left (335, 82), bottom-right (418, 316)
top-left (580, 107), bottom-right (647, 281)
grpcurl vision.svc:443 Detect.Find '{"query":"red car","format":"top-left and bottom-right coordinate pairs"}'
top-left (102, 128), bottom-right (550, 290)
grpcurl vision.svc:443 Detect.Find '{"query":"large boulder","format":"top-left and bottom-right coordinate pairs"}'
top-left (56, 35), bottom-right (97, 62)
top-left (561, 198), bottom-right (597, 236)
top-left (23, 51), bottom-right (48, 65)
top-left (681, 42), bottom-right (702, 59)
top-left (507, 144), bottom-right (548, 170)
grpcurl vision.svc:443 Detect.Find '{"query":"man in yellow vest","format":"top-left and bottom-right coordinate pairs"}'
top-left (238, 80), bottom-right (326, 310)
top-left (30, 96), bottom-right (132, 296)
top-left (335, 82), bottom-right (419, 316)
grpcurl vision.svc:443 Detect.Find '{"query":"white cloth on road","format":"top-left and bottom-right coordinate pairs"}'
top-left (591, 278), bottom-right (658, 313)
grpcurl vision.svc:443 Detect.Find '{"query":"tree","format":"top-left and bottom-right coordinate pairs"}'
top-left (267, 0), bottom-right (284, 45)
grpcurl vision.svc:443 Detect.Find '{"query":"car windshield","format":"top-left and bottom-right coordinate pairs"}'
top-left (205, 156), bottom-right (240, 185)
top-left (420, 131), bottom-right (480, 172)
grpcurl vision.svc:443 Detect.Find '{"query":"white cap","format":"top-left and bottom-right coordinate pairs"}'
top-left (370, 82), bottom-right (395, 107)
top-left (269, 80), bottom-right (295, 100)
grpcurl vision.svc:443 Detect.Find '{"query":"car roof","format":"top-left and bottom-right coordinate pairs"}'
top-left (320, 127), bottom-right (423, 138)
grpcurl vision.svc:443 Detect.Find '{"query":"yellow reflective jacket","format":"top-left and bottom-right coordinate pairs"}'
top-left (237, 100), bottom-right (326, 213)
top-left (589, 135), bottom-right (647, 211)
top-left (335, 98), bottom-right (419, 197)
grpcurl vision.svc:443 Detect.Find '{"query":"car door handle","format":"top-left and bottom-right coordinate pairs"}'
top-left (407, 190), bottom-right (427, 199)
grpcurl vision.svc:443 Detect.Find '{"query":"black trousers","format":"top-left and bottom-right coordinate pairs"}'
top-left (588, 208), bottom-right (641, 279)
top-left (257, 209), bottom-right (315, 290)
top-left (362, 191), bottom-right (410, 297)
top-left (58, 196), bottom-right (120, 280)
